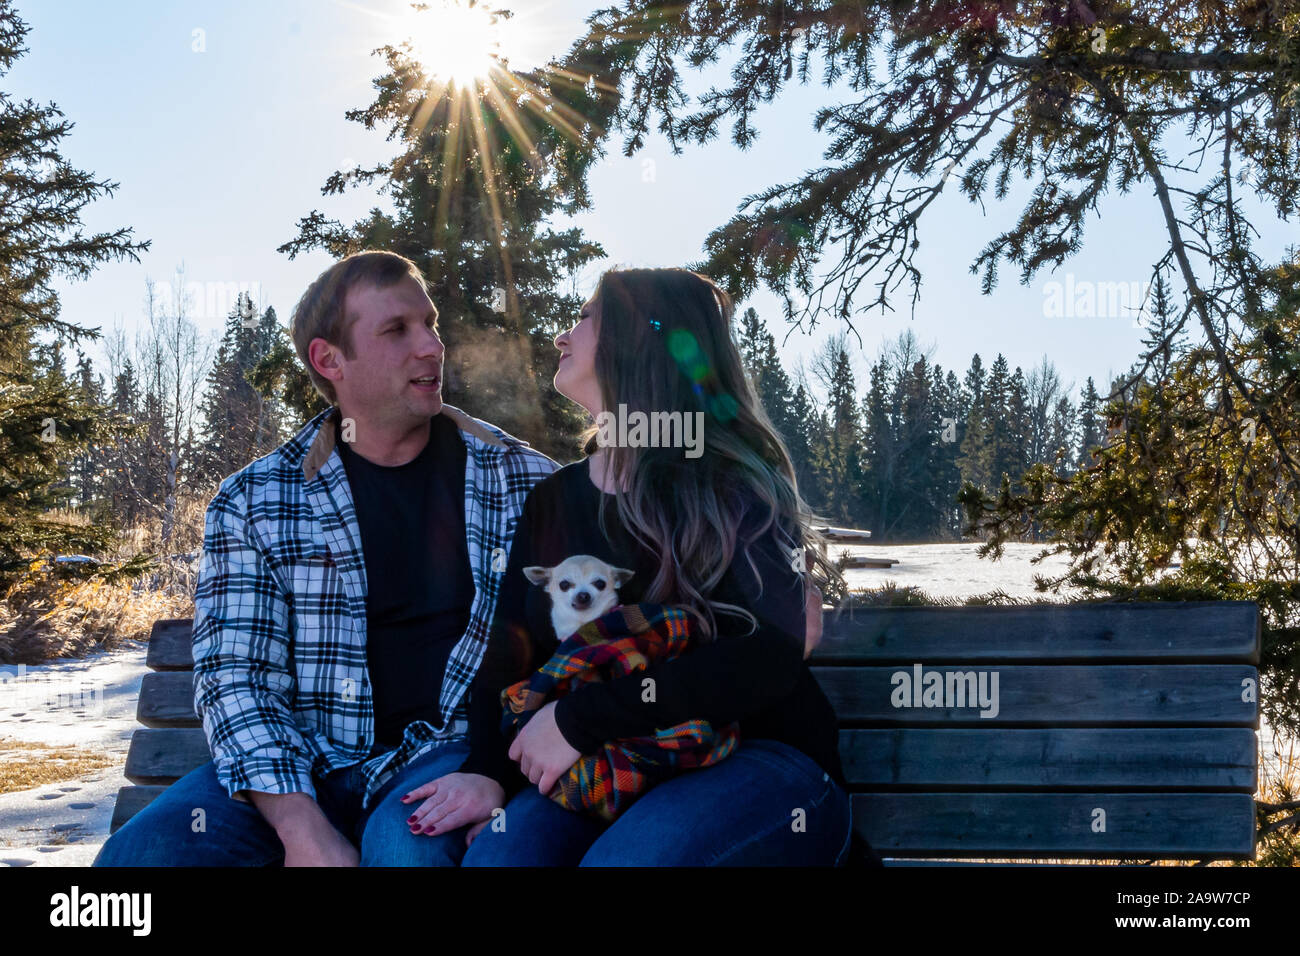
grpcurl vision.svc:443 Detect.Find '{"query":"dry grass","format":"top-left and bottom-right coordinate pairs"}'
top-left (0, 737), bottom-right (117, 794)
top-left (0, 562), bottom-right (195, 663)
top-left (98, 494), bottom-right (211, 565)
top-left (1253, 735), bottom-right (1300, 866)
top-left (0, 491), bottom-right (213, 665)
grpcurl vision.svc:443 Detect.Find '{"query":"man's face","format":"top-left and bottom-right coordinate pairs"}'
top-left (314, 275), bottom-right (445, 427)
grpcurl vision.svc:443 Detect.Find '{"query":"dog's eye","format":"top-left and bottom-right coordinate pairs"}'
top-left (593, 579), bottom-right (606, 590)
top-left (558, 580), bottom-right (572, 592)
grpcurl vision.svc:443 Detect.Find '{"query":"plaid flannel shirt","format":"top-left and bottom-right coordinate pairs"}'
top-left (192, 403), bottom-right (558, 809)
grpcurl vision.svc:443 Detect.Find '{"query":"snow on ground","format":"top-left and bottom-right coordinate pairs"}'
top-left (839, 541), bottom-right (1083, 600)
top-left (0, 645), bottom-right (150, 866)
top-left (0, 541), bottom-right (1292, 866)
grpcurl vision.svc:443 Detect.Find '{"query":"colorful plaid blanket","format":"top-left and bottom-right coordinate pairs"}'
top-left (500, 603), bottom-right (740, 822)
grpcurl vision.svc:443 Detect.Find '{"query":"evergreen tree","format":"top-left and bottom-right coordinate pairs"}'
top-left (1138, 270), bottom-right (1187, 383)
top-left (68, 348), bottom-right (106, 509)
top-left (733, 305), bottom-right (800, 455)
top-left (110, 360), bottom-right (140, 415)
top-left (982, 354), bottom-right (1015, 488)
top-left (1006, 366), bottom-right (1031, 488)
top-left (893, 356), bottom-right (944, 539)
top-left (934, 364), bottom-right (965, 538)
top-left (102, 360), bottom-right (148, 528)
top-left (196, 296), bottom-right (286, 486)
top-left (736, 306), bottom-right (767, 378)
top-left (1048, 394), bottom-right (1078, 471)
top-left (962, 354), bottom-right (986, 413)
top-left (810, 339), bottom-right (864, 526)
top-left (960, 283), bottom-right (1300, 743)
top-left (859, 357), bottom-right (893, 536)
top-left (1077, 377), bottom-right (1103, 468)
top-left (805, 404), bottom-right (834, 518)
top-left (958, 351), bottom-right (989, 498)
top-left (0, 3), bottom-right (149, 581)
top-left (784, 379), bottom-right (819, 510)
top-left (571, 3), bottom-right (1300, 443)
top-left (956, 356), bottom-right (993, 496)
top-left (278, 17), bottom-right (606, 459)
top-left (249, 325), bottom-right (328, 427)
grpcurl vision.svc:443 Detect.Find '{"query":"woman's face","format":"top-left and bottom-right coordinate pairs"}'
top-left (554, 292), bottom-right (602, 417)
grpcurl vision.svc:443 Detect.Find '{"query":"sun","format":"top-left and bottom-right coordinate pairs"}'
top-left (401, 0), bottom-right (503, 86)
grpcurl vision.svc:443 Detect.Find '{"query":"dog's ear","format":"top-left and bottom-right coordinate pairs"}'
top-left (523, 566), bottom-right (552, 587)
top-left (611, 567), bottom-right (635, 588)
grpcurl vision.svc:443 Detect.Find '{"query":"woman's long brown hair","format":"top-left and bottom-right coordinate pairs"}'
top-left (581, 267), bottom-right (840, 640)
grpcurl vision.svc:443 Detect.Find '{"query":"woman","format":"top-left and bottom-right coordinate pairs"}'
top-left (403, 268), bottom-right (853, 865)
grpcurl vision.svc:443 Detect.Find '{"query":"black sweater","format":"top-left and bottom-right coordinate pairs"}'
top-left (459, 459), bottom-right (845, 796)
top-left (337, 413), bottom-right (473, 745)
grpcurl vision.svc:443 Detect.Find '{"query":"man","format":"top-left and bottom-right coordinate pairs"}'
top-left (95, 250), bottom-right (557, 866)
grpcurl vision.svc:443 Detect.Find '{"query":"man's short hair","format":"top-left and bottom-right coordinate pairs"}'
top-left (290, 250), bottom-right (433, 405)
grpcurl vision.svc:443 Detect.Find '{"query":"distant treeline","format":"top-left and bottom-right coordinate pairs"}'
top-left (736, 308), bottom-right (1109, 541)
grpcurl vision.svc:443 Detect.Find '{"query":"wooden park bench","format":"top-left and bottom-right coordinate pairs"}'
top-left (112, 600), bottom-right (1261, 864)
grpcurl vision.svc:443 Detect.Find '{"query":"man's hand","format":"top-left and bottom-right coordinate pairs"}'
top-left (804, 579), bottom-right (825, 660)
top-left (249, 791), bottom-right (359, 867)
top-left (401, 772), bottom-right (504, 841)
top-left (281, 817), bottom-right (361, 867)
top-left (508, 700), bottom-right (581, 796)
top-left (465, 818), bottom-right (492, 848)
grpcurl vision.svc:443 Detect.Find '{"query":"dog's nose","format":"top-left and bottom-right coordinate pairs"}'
top-left (573, 591), bottom-right (592, 609)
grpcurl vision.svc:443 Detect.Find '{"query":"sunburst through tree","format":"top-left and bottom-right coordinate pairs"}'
top-left (385, 0), bottom-right (612, 304)
top-left (277, 0), bottom-right (609, 457)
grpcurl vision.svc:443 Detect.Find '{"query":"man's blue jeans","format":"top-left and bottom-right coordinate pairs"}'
top-left (462, 739), bottom-right (853, 866)
top-left (93, 740), bottom-right (473, 867)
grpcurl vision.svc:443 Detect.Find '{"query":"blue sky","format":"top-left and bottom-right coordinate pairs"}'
top-left (10, 0), bottom-right (1296, 410)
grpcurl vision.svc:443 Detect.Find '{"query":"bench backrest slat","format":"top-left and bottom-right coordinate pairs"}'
top-left (854, 792), bottom-right (1256, 859)
top-left (839, 728), bottom-right (1256, 790)
top-left (814, 665), bottom-right (1259, 725)
top-left (814, 601), bottom-right (1260, 663)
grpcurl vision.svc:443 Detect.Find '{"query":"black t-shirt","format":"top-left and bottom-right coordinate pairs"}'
top-left (459, 458), bottom-right (845, 795)
top-left (337, 412), bottom-right (475, 748)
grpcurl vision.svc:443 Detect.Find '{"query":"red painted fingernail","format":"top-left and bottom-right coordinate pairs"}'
top-left (407, 815), bottom-right (417, 823)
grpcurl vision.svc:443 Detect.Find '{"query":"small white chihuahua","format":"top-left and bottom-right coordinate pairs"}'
top-left (524, 554), bottom-right (635, 641)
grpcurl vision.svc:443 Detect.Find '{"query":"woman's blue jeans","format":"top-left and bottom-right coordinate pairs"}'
top-left (462, 738), bottom-right (853, 866)
top-left (92, 740), bottom-right (474, 867)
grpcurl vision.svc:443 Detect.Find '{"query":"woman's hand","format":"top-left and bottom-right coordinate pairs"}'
top-left (804, 579), bottom-right (824, 660)
top-left (508, 700), bottom-right (581, 795)
top-left (401, 772), bottom-right (504, 838)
